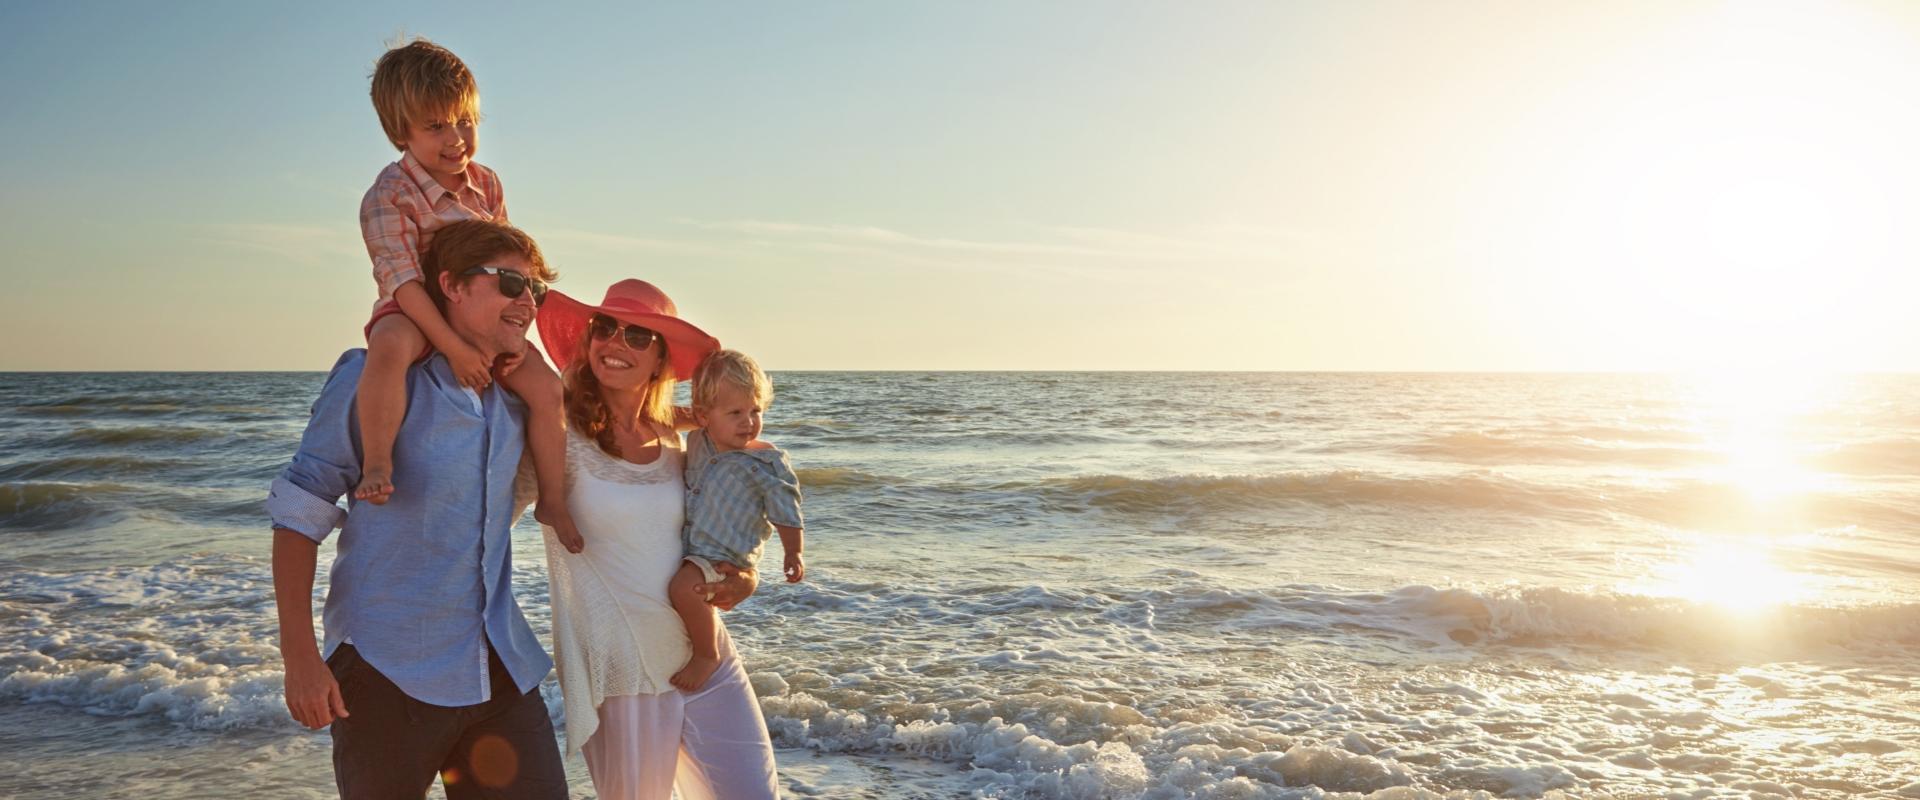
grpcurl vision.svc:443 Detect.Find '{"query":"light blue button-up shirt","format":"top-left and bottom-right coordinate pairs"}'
top-left (682, 428), bottom-right (805, 568)
top-left (266, 349), bottom-right (551, 707)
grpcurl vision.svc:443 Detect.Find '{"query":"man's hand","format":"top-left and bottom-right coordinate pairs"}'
top-left (283, 652), bottom-right (348, 730)
top-left (784, 551), bottom-right (805, 583)
top-left (446, 341), bottom-right (493, 389)
top-left (273, 530), bottom-right (342, 729)
top-left (697, 562), bottom-right (760, 611)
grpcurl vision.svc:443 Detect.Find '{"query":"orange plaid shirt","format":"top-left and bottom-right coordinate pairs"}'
top-left (360, 151), bottom-right (508, 300)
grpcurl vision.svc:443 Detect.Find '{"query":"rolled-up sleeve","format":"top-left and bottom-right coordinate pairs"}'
top-left (484, 168), bottom-right (508, 223)
top-left (361, 181), bottom-right (423, 298)
top-left (267, 352), bottom-right (366, 542)
top-left (752, 454), bottom-right (805, 529)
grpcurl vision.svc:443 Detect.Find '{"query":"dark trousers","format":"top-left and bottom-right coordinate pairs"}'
top-left (326, 644), bottom-right (567, 800)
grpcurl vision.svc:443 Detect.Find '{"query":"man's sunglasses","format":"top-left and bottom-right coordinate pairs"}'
top-left (588, 314), bottom-right (661, 351)
top-left (461, 266), bottom-right (549, 305)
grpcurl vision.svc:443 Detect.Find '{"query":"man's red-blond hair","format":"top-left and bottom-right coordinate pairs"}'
top-left (421, 219), bottom-right (554, 313)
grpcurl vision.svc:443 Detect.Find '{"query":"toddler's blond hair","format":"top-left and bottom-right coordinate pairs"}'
top-left (691, 350), bottom-right (773, 410)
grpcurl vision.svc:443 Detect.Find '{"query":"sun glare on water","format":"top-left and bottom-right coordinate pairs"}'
top-left (1693, 369), bottom-right (1833, 510)
top-left (1634, 540), bottom-right (1811, 614)
top-left (1627, 370), bottom-right (1834, 613)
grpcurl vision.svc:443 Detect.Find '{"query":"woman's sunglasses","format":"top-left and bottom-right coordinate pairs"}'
top-left (588, 314), bottom-right (661, 351)
top-left (461, 266), bottom-right (550, 305)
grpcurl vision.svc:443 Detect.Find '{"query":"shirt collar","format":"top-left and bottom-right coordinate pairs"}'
top-left (398, 150), bottom-right (473, 204)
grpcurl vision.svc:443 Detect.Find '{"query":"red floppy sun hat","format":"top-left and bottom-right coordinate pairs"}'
top-left (536, 279), bottom-right (720, 380)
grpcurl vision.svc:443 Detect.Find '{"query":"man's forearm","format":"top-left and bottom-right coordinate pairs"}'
top-left (272, 529), bottom-right (324, 663)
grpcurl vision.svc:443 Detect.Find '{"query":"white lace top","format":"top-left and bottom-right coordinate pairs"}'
top-left (540, 427), bottom-right (733, 755)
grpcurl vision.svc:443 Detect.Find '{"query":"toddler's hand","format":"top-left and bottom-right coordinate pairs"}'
top-left (447, 342), bottom-right (493, 389)
top-left (784, 552), bottom-right (805, 583)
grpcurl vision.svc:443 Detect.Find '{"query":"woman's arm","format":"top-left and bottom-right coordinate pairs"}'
top-left (698, 562), bottom-right (760, 611)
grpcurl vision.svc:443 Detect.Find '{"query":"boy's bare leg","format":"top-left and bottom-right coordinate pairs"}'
top-left (499, 355), bottom-right (582, 552)
top-left (669, 562), bottom-right (723, 691)
top-left (355, 315), bottom-right (425, 505)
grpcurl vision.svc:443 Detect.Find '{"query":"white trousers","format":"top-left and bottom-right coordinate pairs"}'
top-left (580, 655), bottom-right (778, 800)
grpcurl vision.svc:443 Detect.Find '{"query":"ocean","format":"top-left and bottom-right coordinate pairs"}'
top-left (2, 370), bottom-right (1917, 799)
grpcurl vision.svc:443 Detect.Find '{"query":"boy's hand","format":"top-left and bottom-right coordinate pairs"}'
top-left (494, 350), bottom-right (525, 380)
top-left (552, 520), bottom-right (585, 554)
top-left (784, 552), bottom-right (805, 583)
top-left (446, 342), bottom-right (493, 389)
top-left (536, 505), bottom-right (585, 554)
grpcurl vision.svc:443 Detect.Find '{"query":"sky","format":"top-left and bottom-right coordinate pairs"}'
top-left (3, 0), bottom-right (1918, 371)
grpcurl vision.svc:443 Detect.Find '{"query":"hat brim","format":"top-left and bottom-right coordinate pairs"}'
top-left (537, 289), bottom-right (720, 380)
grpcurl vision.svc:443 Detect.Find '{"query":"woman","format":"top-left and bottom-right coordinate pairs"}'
top-left (529, 279), bottom-right (779, 799)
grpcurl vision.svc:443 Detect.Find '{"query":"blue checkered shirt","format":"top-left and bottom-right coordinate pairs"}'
top-left (682, 429), bottom-right (804, 568)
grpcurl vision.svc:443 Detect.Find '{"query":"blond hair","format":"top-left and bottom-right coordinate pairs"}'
top-left (564, 333), bottom-right (676, 460)
top-left (690, 349), bottom-right (773, 410)
top-left (369, 38), bottom-right (481, 151)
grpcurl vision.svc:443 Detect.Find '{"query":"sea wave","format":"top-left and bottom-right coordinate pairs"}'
top-left (62, 426), bottom-right (231, 446)
top-left (0, 481), bottom-right (267, 531)
top-left (1814, 437), bottom-right (1920, 475)
top-left (0, 455), bottom-right (188, 482)
top-left (0, 558), bottom-right (289, 731)
top-left (1410, 584), bottom-right (1920, 650)
top-left (1111, 580), bottom-right (1920, 652)
top-left (15, 395), bottom-right (188, 417)
top-left (765, 419), bottom-right (851, 436)
top-left (753, 701), bottom-right (1459, 799)
top-left (1400, 431), bottom-right (1710, 468)
top-left (0, 482), bottom-right (131, 530)
top-left (1024, 471), bottom-right (1578, 517)
top-left (795, 467), bottom-right (894, 489)
top-left (1006, 470), bottom-right (1917, 531)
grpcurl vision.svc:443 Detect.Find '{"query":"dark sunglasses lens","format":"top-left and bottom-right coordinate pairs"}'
top-left (495, 270), bottom-right (527, 298)
top-left (587, 316), bottom-right (652, 349)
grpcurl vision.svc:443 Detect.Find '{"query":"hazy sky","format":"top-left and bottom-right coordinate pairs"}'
top-left (4, 1), bottom-right (1918, 371)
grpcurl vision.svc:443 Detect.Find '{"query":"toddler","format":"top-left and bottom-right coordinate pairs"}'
top-left (670, 350), bottom-right (806, 691)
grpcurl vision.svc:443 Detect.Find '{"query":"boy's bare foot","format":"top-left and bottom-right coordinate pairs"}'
top-left (537, 505), bottom-right (585, 553)
top-left (354, 468), bottom-right (394, 505)
top-left (671, 655), bottom-right (720, 692)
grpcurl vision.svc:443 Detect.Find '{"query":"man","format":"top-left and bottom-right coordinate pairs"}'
top-left (268, 219), bottom-right (566, 799)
